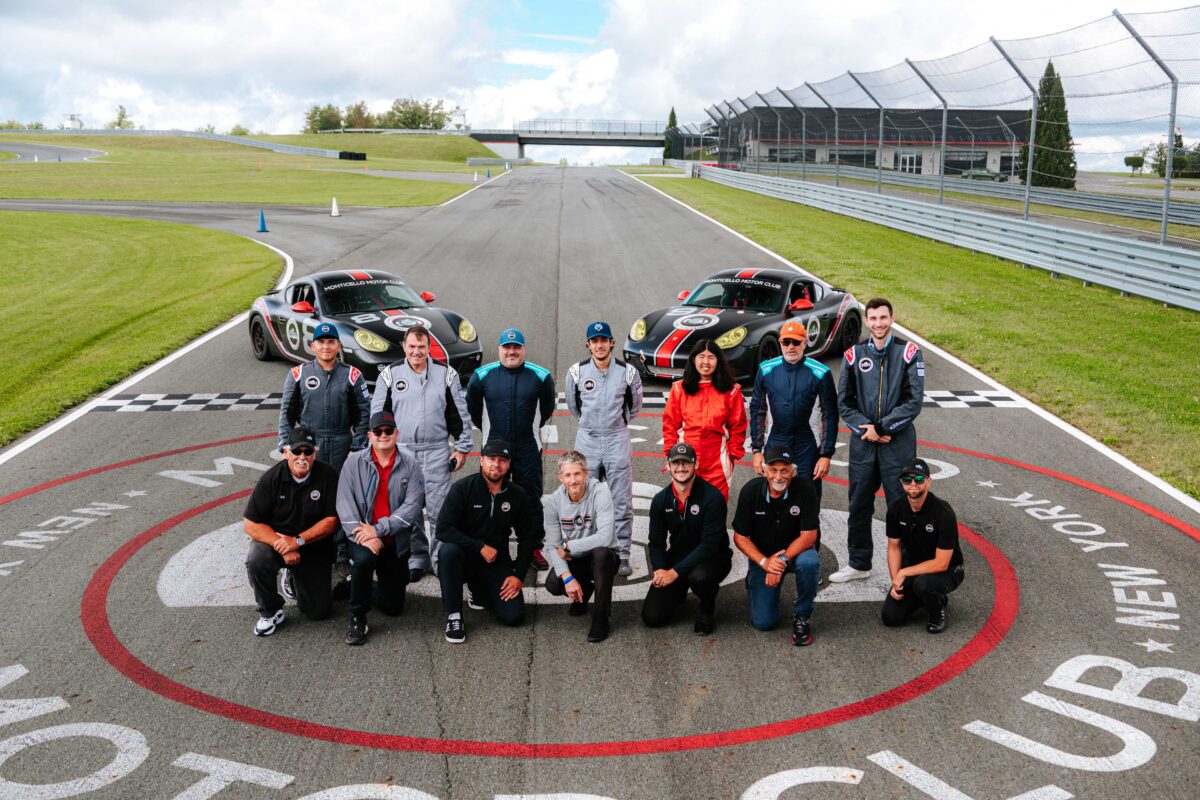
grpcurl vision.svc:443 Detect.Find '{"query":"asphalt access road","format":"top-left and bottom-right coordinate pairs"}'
top-left (1, 168), bottom-right (1198, 799)
top-left (0, 140), bottom-right (107, 162)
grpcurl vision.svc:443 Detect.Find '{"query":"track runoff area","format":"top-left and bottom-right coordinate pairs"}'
top-left (0, 166), bottom-right (1198, 800)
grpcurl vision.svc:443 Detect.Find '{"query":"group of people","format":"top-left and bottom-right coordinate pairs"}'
top-left (245, 297), bottom-right (965, 648)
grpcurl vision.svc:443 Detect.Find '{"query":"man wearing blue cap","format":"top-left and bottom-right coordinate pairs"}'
top-left (466, 328), bottom-right (556, 570)
top-left (565, 321), bottom-right (643, 577)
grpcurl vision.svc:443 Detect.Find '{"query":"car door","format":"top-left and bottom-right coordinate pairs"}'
top-left (277, 282), bottom-right (318, 360)
top-left (786, 280), bottom-right (825, 351)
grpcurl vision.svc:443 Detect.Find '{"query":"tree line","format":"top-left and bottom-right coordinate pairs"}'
top-left (1125, 133), bottom-right (1200, 178)
top-left (302, 98), bottom-right (453, 133)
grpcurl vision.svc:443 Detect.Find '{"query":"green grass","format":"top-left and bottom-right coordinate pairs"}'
top-left (253, 133), bottom-right (497, 172)
top-left (0, 135), bottom-right (472, 206)
top-left (619, 165), bottom-right (685, 174)
top-left (641, 176), bottom-right (1200, 500)
top-left (0, 152), bottom-right (14, 161)
top-left (0, 212), bottom-right (281, 446)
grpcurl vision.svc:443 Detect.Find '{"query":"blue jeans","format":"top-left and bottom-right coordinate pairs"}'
top-left (745, 548), bottom-right (820, 630)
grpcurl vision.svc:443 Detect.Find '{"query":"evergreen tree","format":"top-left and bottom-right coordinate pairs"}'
top-left (664, 106), bottom-right (677, 159)
top-left (1017, 61), bottom-right (1076, 189)
top-left (105, 105), bottom-right (135, 130)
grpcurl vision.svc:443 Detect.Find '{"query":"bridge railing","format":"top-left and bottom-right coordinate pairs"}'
top-left (512, 119), bottom-right (665, 136)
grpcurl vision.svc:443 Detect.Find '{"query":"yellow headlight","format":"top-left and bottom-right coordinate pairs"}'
top-left (630, 318), bottom-right (647, 342)
top-left (715, 326), bottom-right (747, 349)
top-left (353, 329), bottom-right (390, 353)
top-left (458, 319), bottom-right (477, 343)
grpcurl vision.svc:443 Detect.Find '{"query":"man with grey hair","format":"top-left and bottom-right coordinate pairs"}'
top-left (542, 450), bottom-right (618, 643)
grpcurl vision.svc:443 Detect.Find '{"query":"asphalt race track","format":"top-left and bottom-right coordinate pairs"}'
top-left (0, 141), bottom-right (107, 163)
top-left (1, 167), bottom-right (1198, 800)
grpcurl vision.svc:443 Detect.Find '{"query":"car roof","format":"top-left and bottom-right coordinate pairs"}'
top-left (306, 270), bottom-right (409, 288)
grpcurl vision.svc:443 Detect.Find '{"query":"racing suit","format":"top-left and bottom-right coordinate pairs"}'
top-left (278, 361), bottom-right (370, 471)
top-left (565, 358), bottom-right (643, 561)
top-left (836, 335), bottom-right (925, 571)
top-left (372, 358), bottom-right (472, 572)
top-left (662, 381), bottom-right (748, 500)
top-left (466, 361), bottom-right (557, 506)
top-left (749, 355), bottom-right (838, 503)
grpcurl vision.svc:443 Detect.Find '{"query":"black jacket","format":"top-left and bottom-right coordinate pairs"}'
top-left (437, 471), bottom-right (543, 577)
top-left (466, 361), bottom-right (556, 447)
top-left (647, 476), bottom-right (730, 576)
top-left (837, 335), bottom-right (925, 436)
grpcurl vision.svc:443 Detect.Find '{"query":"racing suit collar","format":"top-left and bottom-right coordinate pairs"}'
top-left (867, 334), bottom-right (893, 355)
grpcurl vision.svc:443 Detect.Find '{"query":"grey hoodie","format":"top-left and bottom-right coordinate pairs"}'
top-left (541, 478), bottom-right (616, 577)
top-left (335, 446), bottom-right (426, 555)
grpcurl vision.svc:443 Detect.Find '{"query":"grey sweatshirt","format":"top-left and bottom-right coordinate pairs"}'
top-left (541, 478), bottom-right (616, 577)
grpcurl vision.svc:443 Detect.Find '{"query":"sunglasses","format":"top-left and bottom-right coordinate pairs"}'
top-left (372, 426), bottom-right (396, 436)
top-left (291, 446), bottom-right (315, 457)
top-left (780, 338), bottom-right (805, 346)
top-left (900, 474), bottom-right (927, 485)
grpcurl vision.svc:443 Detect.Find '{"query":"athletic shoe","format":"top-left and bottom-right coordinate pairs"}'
top-left (445, 615), bottom-right (466, 644)
top-left (617, 559), bottom-right (633, 577)
top-left (828, 566), bottom-right (871, 583)
top-left (335, 558), bottom-right (352, 580)
top-left (927, 597), bottom-right (948, 634)
top-left (345, 617), bottom-right (369, 646)
top-left (532, 549), bottom-right (549, 570)
top-left (467, 592), bottom-right (485, 611)
top-left (791, 615), bottom-right (813, 646)
top-left (568, 601), bottom-right (588, 617)
top-left (587, 615), bottom-right (609, 643)
top-left (693, 612), bottom-right (714, 636)
top-left (254, 609), bottom-right (285, 637)
top-left (279, 568), bottom-right (296, 601)
top-left (409, 567), bottom-right (426, 583)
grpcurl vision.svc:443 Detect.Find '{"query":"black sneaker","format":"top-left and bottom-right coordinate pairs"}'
top-left (926, 598), bottom-right (948, 634)
top-left (568, 601), bottom-right (588, 617)
top-left (445, 615), bottom-right (466, 644)
top-left (408, 567), bottom-right (426, 583)
top-left (345, 617), bottom-right (369, 646)
top-left (335, 558), bottom-right (351, 580)
top-left (791, 615), bottom-right (813, 646)
top-left (587, 615), bottom-right (609, 643)
top-left (467, 592), bottom-right (485, 611)
top-left (532, 549), bottom-right (549, 570)
top-left (694, 612), bottom-right (714, 636)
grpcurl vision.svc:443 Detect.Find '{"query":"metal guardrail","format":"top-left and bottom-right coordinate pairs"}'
top-left (0, 129), bottom-right (344, 159)
top-left (694, 166), bottom-right (1200, 311)
top-left (736, 161), bottom-right (1200, 227)
top-left (513, 119), bottom-right (665, 136)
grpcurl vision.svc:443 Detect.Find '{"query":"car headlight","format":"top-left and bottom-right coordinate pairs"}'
top-left (630, 318), bottom-right (647, 342)
top-left (353, 329), bottom-right (390, 353)
top-left (715, 326), bottom-right (747, 349)
top-left (458, 318), bottom-right (477, 343)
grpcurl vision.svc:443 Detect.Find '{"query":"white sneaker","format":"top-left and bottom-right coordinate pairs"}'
top-left (828, 566), bottom-right (872, 583)
top-left (254, 609), bottom-right (286, 636)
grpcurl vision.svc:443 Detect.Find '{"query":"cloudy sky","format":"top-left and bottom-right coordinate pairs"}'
top-left (1, 0), bottom-right (1195, 166)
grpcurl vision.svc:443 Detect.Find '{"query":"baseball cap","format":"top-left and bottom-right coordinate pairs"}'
top-left (667, 442), bottom-right (697, 463)
top-left (481, 439), bottom-right (513, 458)
top-left (313, 322), bottom-right (339, 341)
top-left (369, 411), bottom-right (396, 432)
top-left (763, 445), bottom-right (796, 465)
top-left (287, 427), bottom-right (317, 450)
top-left (899, 458), bottom-right (931, 479)
top-left (779, 320), bottom-right (807, 341)
top-left (498, 328), bottom-right (526, 346)
top-left (586, 321), bottom-right (613, 340)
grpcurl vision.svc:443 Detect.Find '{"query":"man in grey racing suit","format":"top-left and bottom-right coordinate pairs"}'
top-left (564, 321), bottom-right (643, 577)
top-left (372, 324), bottom-right (472, 581)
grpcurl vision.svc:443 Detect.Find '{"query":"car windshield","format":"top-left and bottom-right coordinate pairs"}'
top-left (684, 278), bottom-right (784, 313)
top-left (320, 279), bottom-right (425, 314)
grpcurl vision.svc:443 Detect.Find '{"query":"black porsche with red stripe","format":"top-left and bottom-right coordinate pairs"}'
top-left (622, 268), bottom-right (862, 382)
top-left (248, 270), bottom-right (482, 383)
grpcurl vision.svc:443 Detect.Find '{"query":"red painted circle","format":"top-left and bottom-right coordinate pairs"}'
top-left (80, 448), bottom-right (1019, 758)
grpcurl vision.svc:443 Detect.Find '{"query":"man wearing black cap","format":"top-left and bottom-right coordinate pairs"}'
top-left (436, 439), bottom-right (542, 643)
top-left (882, 458), bottom-right (964, 634)
top-left (732, 445), bottom-right (821, 646)
top-left (642, 443), bottom-right (732, 636)
top-left (243, 427), bottom-right (340, 637)
top-left (334, 411), bottom-right (426, 646)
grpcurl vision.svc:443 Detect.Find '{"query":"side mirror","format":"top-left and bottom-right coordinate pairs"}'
top-left (291, 301), bottom-right (315, 314)
top-left (788, 298), bottom-right (814, 311)
top-left (420, 291), bottom-right (436, 303)
top-left (677, 290), bottom-right (690, 302)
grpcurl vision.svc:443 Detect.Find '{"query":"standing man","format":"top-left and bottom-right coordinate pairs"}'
top-left (882, 459), bottom-right (964, 634)
top-left (564, 321), bottom-right (643, 577)
top-left (372, 324), bottom-right (472, 582)
top-left (832, 298), bottom-right (924, 583)
top-left (732, 446), bottom-right (821, 646)
top-left (466, 327), bottom-right (556, 570)
top-left (244, 427), bottom-right (339, 637)
top-left (641, 443), bottom-right (732, 636)
top-left (436, 440), bottom-right (542, 643)
top-left (542, 451), bottom-right (619, 643)
top-left (335, 411), bottom-right (426, 646)
top-left (749, 320), bottom-right (837, 504)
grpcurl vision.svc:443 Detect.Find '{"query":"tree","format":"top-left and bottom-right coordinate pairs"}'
top-left (302, 104), bottom-right (343, 133)
top-left (105, 105), bottom-right (135, 130)
top-left (1150, 141), bottom-right (1168, 178)
top-left (228, 124), bottom-right (250, 136)
top-left (1017, 61), bottom-right (1076, 189)
top-left (343, 101), bottom-right (375, 129)
top-left (1124, 154), bottom-right (1145, 175)
top-left (377, 98), bottom-right (450, 130)
top-left (1, 120), bottom-right (44, 130)
top-left (195, 123), bottom-right (216, 133)
top-left (664, 106), bottom-right (677, 159)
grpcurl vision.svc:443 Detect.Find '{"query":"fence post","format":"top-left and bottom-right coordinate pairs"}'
top-left (847, 71), bottom-right (885, 193)
top-left (906, 59), bottom-right (948, 205)
top-left (806, 82), bottom-right (838, 187)
top-left (991, 37), bottom-right (1039, 221)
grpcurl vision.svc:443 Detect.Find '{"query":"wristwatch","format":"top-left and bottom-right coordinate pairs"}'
top-left (295, 536), bottom-right (306, 547)
top-left (776, 553), bottom-right (788, 565)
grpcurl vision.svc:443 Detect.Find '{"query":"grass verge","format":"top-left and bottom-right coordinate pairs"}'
top-left (0, 212), bottom-right (281, 446)
top-left (619, 165), bottom-right (685, 174)
top-left (641, 176), bottom-right (1200, 500)
top-left (253, 133), bottom-right (496, 173)
top-left (0, 152), bottom-right (14, 161)
top-left (0, 135), bottom-right (471, 206)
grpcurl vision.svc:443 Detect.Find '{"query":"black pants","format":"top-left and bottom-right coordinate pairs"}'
top-left (437, 541), bottom-right (525, 625)
top-left (642, 551), bottom-right (733, 627)
top-left (347, 539), bottom-right (409, 621)
top-left (881, 565), bottom-right (964, 627)
top-left (846, 426), bottom-right (916, 570)
top-left (544, 548), bottom-right (617, 620)
top-left (245, 540), bottom-right (333, 620)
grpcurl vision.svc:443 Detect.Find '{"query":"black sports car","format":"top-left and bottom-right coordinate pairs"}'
top-left (249, 269), bottom-right (482, 382)
top-left (623, 268), bottom-right (862, 382)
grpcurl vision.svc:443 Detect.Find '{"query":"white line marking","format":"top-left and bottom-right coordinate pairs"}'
top-left (438, 166), bottom-right (512, 207)
top-left (0, 239), bottom-right (293, 468)
top-left (625, 171), bottom-right (1200, 516)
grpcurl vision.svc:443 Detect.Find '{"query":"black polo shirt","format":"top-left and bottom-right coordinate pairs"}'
top-left (732, 475), bottom-right (819, 555)
top-left (885, 491), bottom-right (963, 570)
top-left (244, 460), bottom-right (339, 557)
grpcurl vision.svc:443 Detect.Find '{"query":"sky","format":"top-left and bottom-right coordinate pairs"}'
top-left (1, 0), bottom-right (1195, 167)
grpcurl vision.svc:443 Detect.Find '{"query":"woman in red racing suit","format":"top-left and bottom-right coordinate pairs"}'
top-left (662, 339), bottom-right (748, 499)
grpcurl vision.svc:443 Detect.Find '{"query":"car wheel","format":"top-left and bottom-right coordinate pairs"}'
top-left (757, 334), bottom-right (780, 365)
top-left (838, 313), bottom-right (862, 352)
top-left (250, 317), bottom-right (274, 361)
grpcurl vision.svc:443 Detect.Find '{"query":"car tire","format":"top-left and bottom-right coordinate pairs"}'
top-left (250, 317), bottom-right (274, 361)
top-left (757, 335), bottom-right (780, 366)
top-left (837, 313), bottom-right (862, 352)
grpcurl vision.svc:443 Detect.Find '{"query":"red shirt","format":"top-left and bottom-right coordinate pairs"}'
top-left (371, 448), bottom-right (396, 525)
